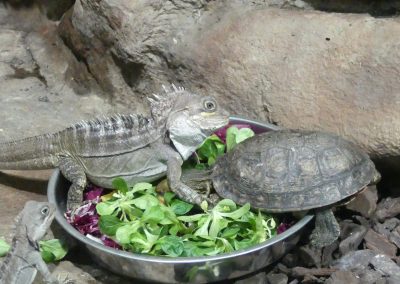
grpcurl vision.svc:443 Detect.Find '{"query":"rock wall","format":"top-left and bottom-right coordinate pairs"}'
top-left (0, 5), bottom-right (114, 140)
top-left (57, 0), bottom-right (400, 158)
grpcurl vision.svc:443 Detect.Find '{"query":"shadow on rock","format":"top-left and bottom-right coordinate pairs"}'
top-left (0, 171), bottom-right (48, 193)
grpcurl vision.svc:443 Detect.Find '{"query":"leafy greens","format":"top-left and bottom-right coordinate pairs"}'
top-left (0, 237), bottom-right (67, 263)
top-left (95, 181), bottom-right (277, 257)
top-left (39, 239), bottom-right (68, 263)
top-left (0, 238), bottom-right (10, 257)
top-left (192, 125), bottom-right (255, 167)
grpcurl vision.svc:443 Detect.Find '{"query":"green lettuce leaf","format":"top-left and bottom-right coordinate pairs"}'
top-left (39, 239), bottom-right (68, 263)
top-left (0, 238), bottom-right (10, 257)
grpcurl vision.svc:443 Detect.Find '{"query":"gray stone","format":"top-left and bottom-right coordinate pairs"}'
top-left (345, 186), bottom-right (378, 218)
top-left (325, 271), bottom-right (360, 284)
top-left (0, 9), bottom-right (120, 143)
top-left (356, 269), bottom-right (385, 284)
top-left (374, 218), bottom-right (400, 237)
top-left (290, 267), bottom-right (337, 278)
top-left (387, 276), bottom-right (400, 284)
top-left (235, 272), bottom-right (267, 284)
top-left (339, 221), bottom-right (367, 256)
top-left (58, 1), bottom-right (400, 158)
top-left (234, 272), bottom-right (268, 284)
top-left (37, 0), bottom-right (75, 20)
top-left (370, 254), bottom-right (400, 278)
top-left (298, 244), bottom-right (322, 268)
top-left (51, 261), bottom-right (97, 284)
top-left (281, 252), bottom-right (299, 268)
top-left (77, 264), bottom-right (136, 284)
top-left (364, 229), bottom-right (398, 258)
top-left (0, 29), bottom-right (36, 71)
top-left (373, 218), bottom-right (400, 249)
top-left (266, 273), bottom-right (288, 284)
top-left (375, 197), bottom-right (400, 222)
top-left (321, 241), bottom-right (339, 266)
top-left (333, 249), bottom-right (378, 270)
top-left (389, 226), bottom-right (400, 249)
top-left (302, 274), bottom-right (325, 283)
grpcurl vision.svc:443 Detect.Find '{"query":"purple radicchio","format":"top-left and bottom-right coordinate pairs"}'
top-left (214, 124), bottom-right (253, 143)
top-left (66, 202), bottom-right (100, 235)
top-left (277, 221), bottom-right (295, 234)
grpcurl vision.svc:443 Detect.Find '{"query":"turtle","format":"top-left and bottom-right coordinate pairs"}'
top-left (176, 130), bottom-right (381, 248)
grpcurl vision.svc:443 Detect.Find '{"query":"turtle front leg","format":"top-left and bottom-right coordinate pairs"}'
top-left (310, 208), bottom-right (340, 248)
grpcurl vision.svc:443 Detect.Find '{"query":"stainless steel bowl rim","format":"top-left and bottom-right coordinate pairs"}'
top-left (47, 115), bottom-right (314, 264)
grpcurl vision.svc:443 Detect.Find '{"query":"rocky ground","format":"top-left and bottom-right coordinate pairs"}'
top-left (1, 1), bottom-right (400, 284)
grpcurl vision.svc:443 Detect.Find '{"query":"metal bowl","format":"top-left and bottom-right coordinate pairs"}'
top-left (47, 116), bottom-right (314, 283)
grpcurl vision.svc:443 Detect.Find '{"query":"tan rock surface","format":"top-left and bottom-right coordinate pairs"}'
top-left (59, 1), bottom-right (400, 157)
top-left (185, 8), bottom-right (400, 158)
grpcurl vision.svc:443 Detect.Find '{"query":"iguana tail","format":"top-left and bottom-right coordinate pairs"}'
top-left (0, 133), bottom-right (61, 170)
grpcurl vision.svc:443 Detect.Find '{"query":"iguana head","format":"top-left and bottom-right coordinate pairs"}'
top-left (20, 201), bottom-right (56, 242)
top-left (149, 85), bottom-right (229, 159)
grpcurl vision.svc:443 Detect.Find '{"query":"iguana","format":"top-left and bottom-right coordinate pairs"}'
top-left (0, 85), bottom-right (229, 211)
top-left (0, 201), bottom-right (59, 284)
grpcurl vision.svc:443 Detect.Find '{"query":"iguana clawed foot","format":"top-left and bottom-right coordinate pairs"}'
top-left (205, 193), bottom-right (221, 207)
top-left (66, 184), bottom-right (85, 212)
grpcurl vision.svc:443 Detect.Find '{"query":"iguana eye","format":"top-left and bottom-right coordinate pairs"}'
top-left (204, 99), bottom-right (216, 112)
top-left (41, 206), bottom-right (49, 216)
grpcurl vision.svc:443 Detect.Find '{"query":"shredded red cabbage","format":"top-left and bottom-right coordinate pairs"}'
top-left (66, 185), bottom-right (121, 249)
top-left (84, 185), bottom-right (103, 201)
top-left (66, 202), bottom-right (100, 235)
top-left (100, 236), bottom-right (122, 249)
top-left (277, 221), bottom-right (294, 234)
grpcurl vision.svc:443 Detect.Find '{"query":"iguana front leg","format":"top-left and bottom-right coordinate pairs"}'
top-left (162, 146), bottom-right (212, 206)
top-left (27, 251), bottom-right (60, 284)
top-left (167, 155), bottom-right (204, 205)
top-left (58, 156), bottom-right (87, 211)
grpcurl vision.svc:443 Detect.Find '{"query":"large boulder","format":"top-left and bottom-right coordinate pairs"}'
top-left (58, 0), bottom-right (400, 158)
top-left (0, 5), bottom-right (115, 141)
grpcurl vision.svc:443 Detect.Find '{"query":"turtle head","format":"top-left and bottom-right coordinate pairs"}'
top-left (371, 169), bottom-right (381, 185)
top-left (152, 85), bottom-right (229, 159)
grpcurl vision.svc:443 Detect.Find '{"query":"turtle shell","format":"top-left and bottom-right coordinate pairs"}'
top-left (212, 130), bottom-right (379, 212)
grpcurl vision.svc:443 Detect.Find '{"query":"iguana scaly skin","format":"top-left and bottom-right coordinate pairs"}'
top-left (0, 85), bottom-right (229, 210)
top-left (0, 201), bottom-right (58, 284)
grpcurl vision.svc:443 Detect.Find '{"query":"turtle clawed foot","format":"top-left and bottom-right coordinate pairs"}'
top-left (208, 193), bottom-right (221, 205)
